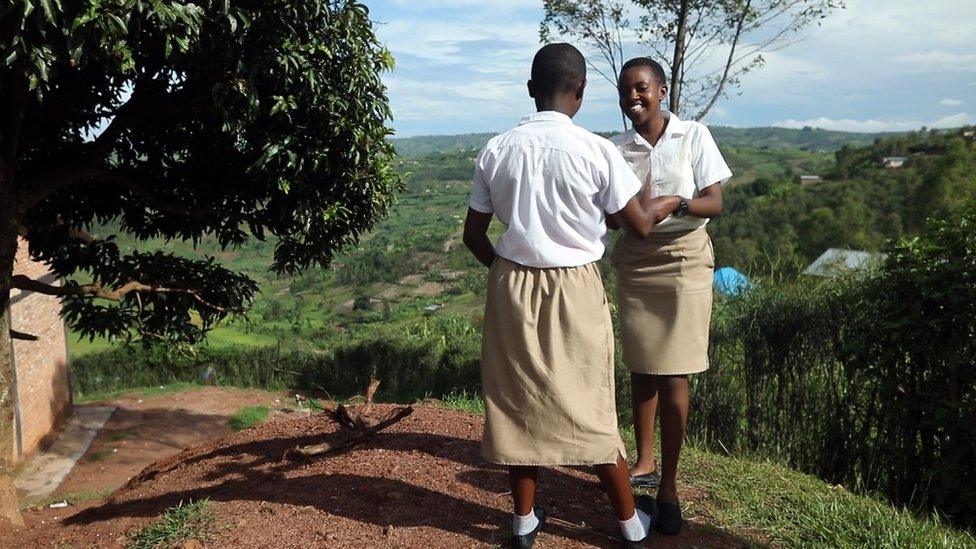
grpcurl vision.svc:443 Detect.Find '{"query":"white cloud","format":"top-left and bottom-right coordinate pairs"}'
top-left (705, 106), bottom-right (729, 121)
top-left (932, 112), bottom-right (974, 127)
top-left (895, 50), bottom-right (976, 71)
top-left (775, 112), bottom-right (974, 132)
top-left (369, 0), bottom-right (976, 135)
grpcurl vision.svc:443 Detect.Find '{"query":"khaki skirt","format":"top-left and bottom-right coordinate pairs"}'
top-left (480, 257), bottom-right (627, 466)
top-left (611, 228), bottom-right (714, 376)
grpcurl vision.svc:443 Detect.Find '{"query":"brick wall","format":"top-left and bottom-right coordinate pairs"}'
top-left (8, 237), bottom-right (72, 465)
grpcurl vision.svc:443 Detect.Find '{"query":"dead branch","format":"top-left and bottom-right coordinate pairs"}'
top-left (286, 405), bottom-right (414, 460)
top-left (333, 402), bottom-right (368, 430)
top-left (364, 377), bottom-right (380, 411)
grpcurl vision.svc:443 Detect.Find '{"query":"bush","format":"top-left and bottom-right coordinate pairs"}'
top-left (694, 202), bottom-right (976, 527)
top-left (71, 316), bottom-right (483, 404)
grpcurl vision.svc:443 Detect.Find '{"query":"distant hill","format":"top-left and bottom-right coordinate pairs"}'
top-left (392, 133), bottom-right (495, 158)
top-left (392, 126), bottom-right (893, 158)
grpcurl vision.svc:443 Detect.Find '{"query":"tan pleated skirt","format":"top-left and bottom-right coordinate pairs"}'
top-left (480, 257), bottom-right (627, 466)
top-left (612, 228), bottom-right (715, 375)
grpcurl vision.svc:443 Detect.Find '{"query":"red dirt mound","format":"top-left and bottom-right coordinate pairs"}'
top-left (5, 405), bottom-right (748, 548)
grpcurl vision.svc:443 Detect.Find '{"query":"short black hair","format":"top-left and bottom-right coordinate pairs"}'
top-left (620, 57), bottom-right (667, 87)
top-left (531, 43), bottom-right (586, 97)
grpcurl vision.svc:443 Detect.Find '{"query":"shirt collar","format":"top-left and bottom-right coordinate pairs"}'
top-left (519, 111), bottom-right (574, 125)
top-left (626, 110), bottom-right (686, 147)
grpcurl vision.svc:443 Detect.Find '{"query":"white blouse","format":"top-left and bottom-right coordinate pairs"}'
top-left (469, 111), bottom-right (643, 268)
top-left (610, 111), bottom-right (732, 233)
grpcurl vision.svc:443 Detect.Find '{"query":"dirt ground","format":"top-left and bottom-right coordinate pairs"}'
top-left (4, 389), bottom-right (753, 548)
top-left (36, 387), bottom-right (287, 503)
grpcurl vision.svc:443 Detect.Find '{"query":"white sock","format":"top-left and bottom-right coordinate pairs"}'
top-left (619, 508), bottom-right (652, 542)
top-left (513, 509), bottom-right (539, 536)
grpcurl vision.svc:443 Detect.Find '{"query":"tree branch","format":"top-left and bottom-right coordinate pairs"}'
top-left (7, 275), bottom-right (240, 314)
top-left (17, 81), bottom-right (211, 211)
top-left (9, 329), bottom-right (38, 342)
top-left (20, 165), bottom-right (210, 219)
top-left (694, 0), bottom-right (750, 121)
top-left (1, 70), bottom-right (29, 175)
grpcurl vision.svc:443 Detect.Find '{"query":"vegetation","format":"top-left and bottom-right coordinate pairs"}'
top-left (127, 499), bottom-right (215, 549)
top-left (710, 128), bottom-right (976, 274)
top-left (430, 394), bottom-right (976, 547)
top-left (73, 314), bottom-right (483, 404)
top-left (681, 446), bottom-right (976, 548)
top-left (69, 127), bottom-right (976, 531)
top-left (697, 199), bottom-right (976, 526)
top-left (0, 0), bottom-right (399, 519)
top-left (392, 126), bottom-right (888, 159)
top-left (29, 488), bottom-right (115, 510)
top-left (540, 0), bottom-right (844, 120)
top-left (87, 449), bottom-right (116, 463)
top-left (75, 382), bottom-right (203, 405)
top-left (228, 405), bottom-right (270, 431)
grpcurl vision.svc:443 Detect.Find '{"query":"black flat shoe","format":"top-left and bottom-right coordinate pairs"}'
top-left (656, 500), bottom-right (682, 535)
top-left (621, 495), bottom-right (657, 548)
top-left (630, 471), bottom-right (661, 488)
top-left (512, 507), bottom-right (547, 549)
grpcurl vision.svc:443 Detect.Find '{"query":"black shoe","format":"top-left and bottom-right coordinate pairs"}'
top-left (512, 507), bottom-right (547, 549)
top-left (629, 471), bottom-right (661, 488)
top-left (621, 495), bottom-right (657, 548)
top-left (656, 500), bottom-right (682, 535)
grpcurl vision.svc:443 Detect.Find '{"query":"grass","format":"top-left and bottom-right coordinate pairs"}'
top-left (127, 499), bottom-right (215, 549)
top-left (27, 487), bottom-right (114, 510)
top-left (86, 449), bottom-right (115, 462)
top-left (228, 405), bottom-right (270, 431)
top-left (679, 446), bottom-right (976, 548)
top-left (438, 390), bottom-right (485, 414)
top-left (427, 398), bottom-right (976, 548)
top-left (74, 382), bottom-right (203, 404)
top-left (108, 430), bottom-right (135, 442)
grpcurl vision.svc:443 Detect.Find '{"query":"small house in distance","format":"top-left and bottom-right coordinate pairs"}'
top-left (798, 174), bottom-right (823, 185)
top-left (882, 156), bottom-right (907, 168)
top-left (803, 248), bottom-right (885, 277)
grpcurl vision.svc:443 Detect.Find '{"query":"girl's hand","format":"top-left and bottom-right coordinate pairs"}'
top-left (651, 196), bottom-right (681, 223)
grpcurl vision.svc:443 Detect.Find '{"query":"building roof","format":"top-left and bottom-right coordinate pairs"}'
top-left (802, 248), bottom-right (886, 277)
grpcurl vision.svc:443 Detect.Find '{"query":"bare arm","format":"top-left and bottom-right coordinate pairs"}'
top-left (614, 181), bottom-right (722, 234)
top-left (687, 182), bottom-right (723, 218)
top-left (462, 208), bottom-right (496, 268)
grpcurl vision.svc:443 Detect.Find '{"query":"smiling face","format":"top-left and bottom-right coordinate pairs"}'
top-left (618, 65), bottom-right (667, 127)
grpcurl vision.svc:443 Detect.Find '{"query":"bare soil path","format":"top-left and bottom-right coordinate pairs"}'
top-left (4, 389), bottom-right (752, 548)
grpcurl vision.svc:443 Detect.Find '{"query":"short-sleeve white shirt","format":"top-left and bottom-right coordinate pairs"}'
top-left (610, 111), bottom-right (732, 232)
top-left (469, 111), bottom-right (643, 268)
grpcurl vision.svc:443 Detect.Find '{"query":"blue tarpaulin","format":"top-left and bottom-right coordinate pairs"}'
top-left (713, 267), bottom-right (750, 296)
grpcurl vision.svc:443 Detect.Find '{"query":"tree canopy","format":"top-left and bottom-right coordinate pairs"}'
top-left (0, 0), bottom-right (400, 523)
top-left (2, 0), bottom-right (400, 343)
top-left (541, 0), bottom-right (844, 121)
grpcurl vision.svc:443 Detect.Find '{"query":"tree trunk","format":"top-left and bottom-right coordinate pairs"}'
top-left (668, 0), bottom-right (691, 116)
top-left (0, 211), bottom-right (24, 526)
top-left (0, 174), bottom-right (24, 526)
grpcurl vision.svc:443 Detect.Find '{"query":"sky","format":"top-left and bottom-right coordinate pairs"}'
top-left (367, 0), bottom-right (976, 136)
